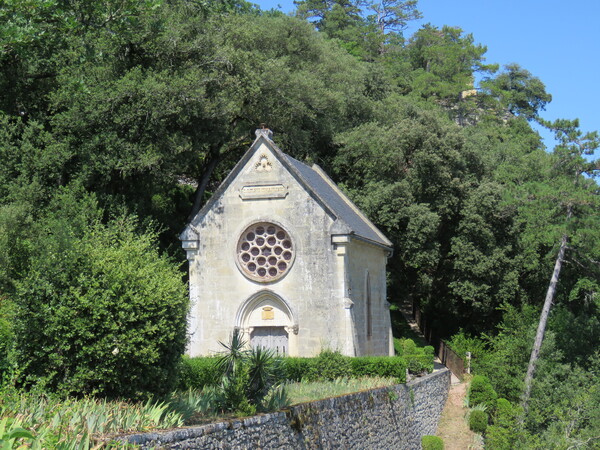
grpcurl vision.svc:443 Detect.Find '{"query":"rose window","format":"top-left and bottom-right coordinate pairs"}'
top-left (237, 222), bottom-right (294, 282)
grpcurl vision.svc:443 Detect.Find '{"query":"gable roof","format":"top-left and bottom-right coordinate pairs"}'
top-left (180, 131), bottom-right (393, 250)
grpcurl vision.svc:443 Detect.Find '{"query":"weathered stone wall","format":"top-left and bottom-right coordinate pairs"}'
top-left (119, 368), bottom-right (450, 449)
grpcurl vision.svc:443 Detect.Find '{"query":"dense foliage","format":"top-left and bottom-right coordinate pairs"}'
top-left (0, 0), bottom-right (598, 445)
top-left (469, 409), bottom-right (488, 434)
top-left (179, 350), bottom-right (411, 390)
top-left (11, 191), bottom-right (188, 398)
top-left (468, 375), bottom-right (498, 412)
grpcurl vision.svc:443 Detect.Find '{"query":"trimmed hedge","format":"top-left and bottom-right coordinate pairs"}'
top-left (422, 435), bottom-right (444, 450)
top-left (179, 353), bottom-right (408, 390)
top-left (282, 357), bottom-right (315, 382)
top-left (469, 375), bottom-right (498, 412)
top-left (283, 354), bottom-right (407, 383)
top-left (349, 356), bottom-right (407, 380)
top-left (178, 356), bottom-right (222, 390)
top-left (469, 409), bottom-right (488, 434)
top-left (394, 338), bottom-right (435, 375)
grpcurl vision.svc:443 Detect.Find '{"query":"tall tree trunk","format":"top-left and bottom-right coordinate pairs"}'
top-left (186, 154), bottom-right (220, 223)
top-left (521, 206), bottom-right (572, 414)
top-left (186, 133), bottom-right (252, 222)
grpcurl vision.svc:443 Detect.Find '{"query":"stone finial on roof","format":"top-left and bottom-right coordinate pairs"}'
top-left (255, 124), bottom-right (273, 140)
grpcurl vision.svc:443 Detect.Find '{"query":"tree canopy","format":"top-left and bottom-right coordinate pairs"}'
top-left (0, 0), bottom-right (598, 443)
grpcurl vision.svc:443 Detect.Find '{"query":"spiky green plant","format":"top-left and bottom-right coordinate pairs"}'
top-left (214, 330), bottom-right (288, 414)
top-left (0, 387), bottom-right (185, 448)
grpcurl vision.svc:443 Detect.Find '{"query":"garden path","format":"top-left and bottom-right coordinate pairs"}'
top-left (436, 380), bottom-right (483, 449)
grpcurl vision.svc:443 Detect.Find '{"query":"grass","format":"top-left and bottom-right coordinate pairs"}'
top-left (285, 377), bottom-right (398, 405)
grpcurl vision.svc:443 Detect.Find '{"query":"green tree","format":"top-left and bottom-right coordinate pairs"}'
top-left (407, 24), bottom-right (497, 102)
top-left (12, 190), bottom-right (188, 398)
top-left (367, 0), bottom-right (421, 34)
top-left (520, 119), bottom-right (599, 412)
top-left (332, 97), bottom-right (489, 333)
top-left (481, 64), bottom-right (552, 120)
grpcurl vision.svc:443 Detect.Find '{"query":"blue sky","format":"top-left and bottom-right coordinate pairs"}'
top-left (254, 0), bottom-right (600, 151)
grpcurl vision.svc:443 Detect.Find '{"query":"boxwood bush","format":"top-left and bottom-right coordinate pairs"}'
top-left (349, 356), bottom-right (407, 381)
top-left (394, 339), bottom-right (435, 375)
top-left (469, 409), bottom-right (488, 434)
top-left (469, 375), bottom-right (498, 412)
top-left (308, 349), bottom-right (352, 381)
top-left (281, 357), bottom-right (315, 382)
top-left (421, 435), bottom-right (444, 449)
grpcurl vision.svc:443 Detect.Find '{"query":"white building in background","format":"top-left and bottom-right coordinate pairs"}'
top-left (180, 129), bottom-right (394, 357)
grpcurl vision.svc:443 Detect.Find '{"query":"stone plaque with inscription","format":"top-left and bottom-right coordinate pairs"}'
top-left (262, 306), bottom-right (274, 320)
top-left (240, 184), bottom-right (288, 200)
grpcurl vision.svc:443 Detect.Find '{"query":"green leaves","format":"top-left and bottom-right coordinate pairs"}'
top-left (481, 64), bottom-right (552, 120)
top-left (215, 330), bottom-right (287, 414)
top-left (11, 191), bottom-right (188, 399)
top-left (407, 24), bottom-right (497, 101)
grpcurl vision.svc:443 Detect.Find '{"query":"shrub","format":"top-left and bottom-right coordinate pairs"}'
top-left (12, 202), bottom-right (188, 399)
top-left (178, 357), bottom-right (223, 390)
top-left (484, 425), bottom-right (513, 450)
top-left (405, 354), bottom-right (434, 374)
top-left (396, 338), bottom-right (418, 355)
top-left (446, 330), bottom-right (487, 361)
top-left (309, 350), bottom-right (352, 381)
top-left (493, 398), bottom-right (519, 427)
top-left (469, 375), bottom-right (498, 412)
top-left (393, 339), bottom-right (434, 375)
top-left (281, 354), bottom-right (407, 383)
top-left (282, 358), bottom-right (315, 382)
top-left (421, 435), bottom-right (444, 450)
top-left (349, 356), bottom-right (407, 382)
top-left (469, 409), bottom-right (488, 434)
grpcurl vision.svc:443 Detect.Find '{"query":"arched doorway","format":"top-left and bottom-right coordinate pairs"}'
top-left (235, 290), bottom-right (298, 356)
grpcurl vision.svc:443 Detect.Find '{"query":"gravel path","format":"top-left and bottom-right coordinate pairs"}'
top-left (436, 380), bottom-right (483, 449)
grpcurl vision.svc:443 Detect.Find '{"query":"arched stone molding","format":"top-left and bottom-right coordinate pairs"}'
top-left (235, 290), bottom-right (299, 356)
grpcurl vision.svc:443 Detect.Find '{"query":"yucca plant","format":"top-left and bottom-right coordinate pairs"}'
top-left (215, 330), bottom-right (288, 414)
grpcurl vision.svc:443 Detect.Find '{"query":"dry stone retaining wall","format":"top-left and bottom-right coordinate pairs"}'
top-left (119, 368), bottom-right (450, 449)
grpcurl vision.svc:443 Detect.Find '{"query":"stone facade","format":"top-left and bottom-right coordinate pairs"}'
top-left (180, 130), bottom-right (394, 357)
top-left (118, 368), bottom-right (451, 449)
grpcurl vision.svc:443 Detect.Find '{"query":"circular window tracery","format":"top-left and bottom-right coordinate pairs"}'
top-left (237, 222), bottom-right (294, 282)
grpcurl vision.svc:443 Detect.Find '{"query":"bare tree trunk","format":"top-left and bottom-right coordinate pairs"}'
top-left (186, 133), bottom-right (252, 223)
top-left (521, 206), bottom-right (572, 414)
top-left (186, 154), bottom-right (220, 223)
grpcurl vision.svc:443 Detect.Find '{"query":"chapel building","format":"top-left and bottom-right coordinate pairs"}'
top-left (180, 129), bottom-right (394, 357)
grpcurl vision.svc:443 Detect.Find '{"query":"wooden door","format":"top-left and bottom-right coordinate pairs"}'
top-left (251, 327), bottom-right (289, 355)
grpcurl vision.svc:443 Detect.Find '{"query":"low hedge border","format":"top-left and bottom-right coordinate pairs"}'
top-left (178, 353), bottom-right (415, 390)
